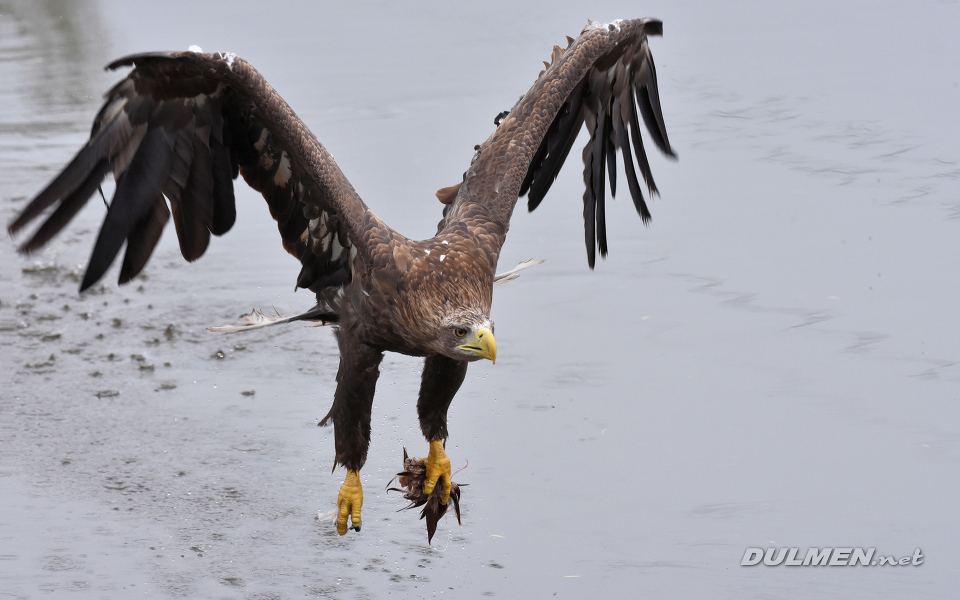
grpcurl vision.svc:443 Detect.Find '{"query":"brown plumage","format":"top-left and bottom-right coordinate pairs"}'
top-left (8, 19), bottom-right (674, 536)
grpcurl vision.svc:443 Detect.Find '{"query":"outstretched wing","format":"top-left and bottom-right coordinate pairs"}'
top-left (8, 51), bottom-right (385, 293)
top-left (443, 18), bottom-right (674, 267)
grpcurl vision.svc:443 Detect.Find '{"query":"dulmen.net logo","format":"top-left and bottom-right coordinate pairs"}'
top-left (741, 548), bottom-right (924, 567)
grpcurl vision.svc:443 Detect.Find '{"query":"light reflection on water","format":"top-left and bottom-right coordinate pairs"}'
top-left (0, 0), bottom-right (106, 113)
top-left (2, 1), bottom-right (960, 599)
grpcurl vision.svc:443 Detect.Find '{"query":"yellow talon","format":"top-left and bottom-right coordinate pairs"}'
top-left (336, 469), bottom-right (363, 535)
top-left (423, 440), bottom-right (452, 505)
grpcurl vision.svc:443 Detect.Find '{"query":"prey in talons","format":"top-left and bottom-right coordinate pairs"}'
top-left (389, 446), bottom-right (465, 544)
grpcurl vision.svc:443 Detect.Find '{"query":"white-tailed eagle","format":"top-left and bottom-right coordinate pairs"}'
top-left (9, 18), bottom-right (674, 538)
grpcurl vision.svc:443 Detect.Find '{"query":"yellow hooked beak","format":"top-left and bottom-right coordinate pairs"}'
top-left (459, 326), bottom-right (497, 363)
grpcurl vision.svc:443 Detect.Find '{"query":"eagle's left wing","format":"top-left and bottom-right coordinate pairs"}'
top-left (442, 18), bottom-right (674, 267)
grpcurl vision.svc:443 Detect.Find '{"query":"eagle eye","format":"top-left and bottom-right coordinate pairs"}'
top-left (454, 327), bottom-right (468, 338)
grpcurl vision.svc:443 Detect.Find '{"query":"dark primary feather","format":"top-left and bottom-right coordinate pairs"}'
top-left (120, 195), bottom-right (170, 284)
top-left (83, 126), bottom-right (176, 290)
top-left (208, 124), bottom-right (237, 236)
top-left (635, 54), bottom-right (672, 155)
top-left (17, 160), bottom-right (111, 254)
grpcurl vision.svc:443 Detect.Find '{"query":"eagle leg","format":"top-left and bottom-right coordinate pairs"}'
top-left (336, 469), bottom-right (363, 534)
top-left (417, 354), bottom-right (468, 505)
top-left (320, 331), bottom-right (383, 535)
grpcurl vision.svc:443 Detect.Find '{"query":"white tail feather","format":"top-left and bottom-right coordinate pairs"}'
top-left (493, 258), bottom-right (545, 287)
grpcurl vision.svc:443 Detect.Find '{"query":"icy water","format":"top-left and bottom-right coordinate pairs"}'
top-left (2, 0), bottom-right (960, 598)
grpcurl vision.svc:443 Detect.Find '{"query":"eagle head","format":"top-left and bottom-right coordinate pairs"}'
top-left (392, 238), bottom-right (497, 363)
top-left (438, 309), bottom-right (496, 364)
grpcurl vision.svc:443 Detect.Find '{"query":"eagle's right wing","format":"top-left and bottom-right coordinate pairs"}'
top-left (444, 19), bottom-right (674, 268)
top-left (8, 51), bottom-right (387, 293)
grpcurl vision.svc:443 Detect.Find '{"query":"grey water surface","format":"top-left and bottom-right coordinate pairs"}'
top-left (2, 0), bottom-right (959, 598)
